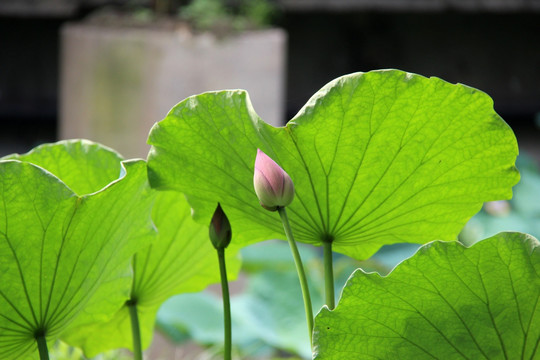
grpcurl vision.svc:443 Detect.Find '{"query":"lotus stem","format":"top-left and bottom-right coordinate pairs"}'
top-left (217, 248), bottom-right (232, 360)
top-left (127, 300), bottom-right (143, 360)
top-left (277, 206), bottom-right (314, 345)
top-left (36, 331), bottom-right (49, 360)
top-left (323, 240), bottom-right (335, 310)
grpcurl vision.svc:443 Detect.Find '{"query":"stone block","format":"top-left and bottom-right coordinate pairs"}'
top-left (60, 23), bottom-right (287, 158)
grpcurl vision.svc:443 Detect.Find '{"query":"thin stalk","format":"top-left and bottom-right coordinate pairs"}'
top-left (277, 207), bottom-right (314, 344)
top-left (217, 248), bottom-right (232, 360)
top-left (323, 241), bottom-right (335, 310)
top-left (127, 300), bottom-right (143, 360)
top-left (36, 332), bottom-right (49, 360)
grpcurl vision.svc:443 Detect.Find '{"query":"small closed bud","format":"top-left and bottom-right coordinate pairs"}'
top-left (253, 149), bottom-right (295, 212)
top-left (209, 203), bottom-right (232, 250)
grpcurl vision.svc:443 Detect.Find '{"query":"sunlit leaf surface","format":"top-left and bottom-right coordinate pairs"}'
top-left (5, 140), bottom-right (241, 356)
top-left (4, 139), bottom-right (123, 196)
top-left (148, 70), bottom-right (519, 260)
top-left (0, 157), bottom-right (154, 359)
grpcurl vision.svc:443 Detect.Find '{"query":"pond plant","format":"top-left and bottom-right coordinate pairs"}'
top-left (0, 69), bottom-right (538, 359)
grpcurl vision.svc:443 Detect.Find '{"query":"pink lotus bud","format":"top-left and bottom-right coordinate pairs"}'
top-left (253, 149), bottom-right (295, 211)
top-left (209, 203), bottom-right (232, 250)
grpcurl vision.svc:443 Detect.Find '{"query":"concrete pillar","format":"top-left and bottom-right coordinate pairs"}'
top-left (60, 24), bottom-right (287, 158)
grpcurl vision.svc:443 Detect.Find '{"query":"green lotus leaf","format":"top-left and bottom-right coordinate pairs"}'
top-left (313, 232), bottom-right (540, 359)
top-left (63, 190), bottom-right (241, 356)
top-left (147, 69), bottom-right (519, 260)
top-left (5, 140), bottom-right (241, 356)
top-left (0, 158), bottom-right (155, 359)
top-left (3, 139), bottom-right (123, 196)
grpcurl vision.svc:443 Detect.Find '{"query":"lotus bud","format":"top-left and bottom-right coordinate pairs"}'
top-left (253, 149), bottom-right (295, 211)
top-left (209, 203), bottom-right (232, 250)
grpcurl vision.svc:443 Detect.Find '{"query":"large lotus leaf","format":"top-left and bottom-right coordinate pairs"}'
top-left (3, 139), bottom-right (123, 196)
top-left (63, 190), bottom-right (241, 356)
top-left (4, 140), bottom-right (240, 356)
top-left (2, 139), bottom-right (150, 338)
top-left (147, 69), bottom-right (519, 260)
top-left (0, 159), bottom-right (155, 359)
top-left (313, 232), bottom-right (540, 359)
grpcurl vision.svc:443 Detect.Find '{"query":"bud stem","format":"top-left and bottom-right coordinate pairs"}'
top-left (277, 207), bottom-right (314, 345)
top-left (217, 248), bottom-right (232, 360)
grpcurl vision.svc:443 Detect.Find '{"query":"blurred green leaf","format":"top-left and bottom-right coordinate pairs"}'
top-left (158, 241), bottom-right (368, 359)
top-left (50, 341), bottom-right (131, 360)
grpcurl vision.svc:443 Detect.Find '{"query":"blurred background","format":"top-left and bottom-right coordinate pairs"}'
top-left (1, 0), bottom-right (539, 359)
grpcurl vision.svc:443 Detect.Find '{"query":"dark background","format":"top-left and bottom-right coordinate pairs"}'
top-left (1, 0), bottom-right (539, 159)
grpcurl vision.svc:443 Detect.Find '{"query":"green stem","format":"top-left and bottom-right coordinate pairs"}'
top-left (36, 332), bottom-right (49, 360)
top-left (277, 207), bottom-right (314, 344)
top-left (218, 248), bottom-right (232, 360)
top-left (127, 300), bottom-right (143, 360)
top-left (323, 241), bottom-right (335, 310)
